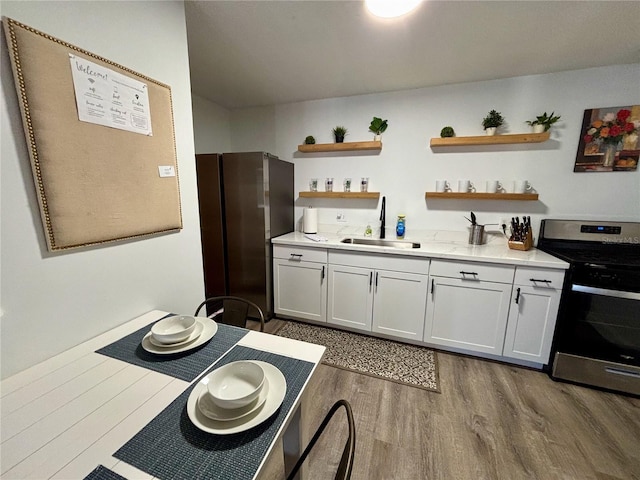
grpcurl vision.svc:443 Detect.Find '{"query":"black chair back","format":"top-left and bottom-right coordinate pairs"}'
top-left (194, 296), bottom-right (265, 332)
top-left (285, 399), bottom-right (356, 480)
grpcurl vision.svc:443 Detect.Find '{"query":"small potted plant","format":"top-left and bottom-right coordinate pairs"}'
top-left (440, 126), bottom-right (455, 138)
top-left (526, 112), bottom-right (561, 133)
top-left (482, 110), bottom-right (504, 135)
top-left (332, 126), bottom-right (348, 143)
top-left (369, 117), bottom-right (388, 141)
top-left (304, 135), bottom-right (316, 144)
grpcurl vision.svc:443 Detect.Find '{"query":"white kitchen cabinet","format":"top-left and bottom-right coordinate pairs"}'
top-left (502, 267), bottom-right (564, 364)
top-left (273, 245), bottom-right (327, 322)
top-left (327, 264), bottom-right (373, 331)
top-left (424, 259), bottom-right (514, 355)
top-left (372, 269), bottom-right (428, 341)
top-left (327, 251), bottom-right (429, 339)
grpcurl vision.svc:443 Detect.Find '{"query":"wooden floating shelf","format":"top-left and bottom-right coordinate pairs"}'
top-left (299, 191), bottom-right (380, 199)
top-left (425, 192), bottom-right (539, 201)
top-left (298, 140), bottom-right (382, 153)
top-left (430, 132), bottom-right (550, 147)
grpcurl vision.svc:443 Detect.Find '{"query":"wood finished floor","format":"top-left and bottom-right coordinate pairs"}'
top-left (250, 318), bottom-right (640, 480)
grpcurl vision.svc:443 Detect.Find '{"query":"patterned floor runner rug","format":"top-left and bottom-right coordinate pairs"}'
top-left (274, 321), bottom-right (440, 393)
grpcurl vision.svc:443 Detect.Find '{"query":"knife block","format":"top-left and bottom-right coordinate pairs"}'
top-left (508, 231), bottom-right (533, 251)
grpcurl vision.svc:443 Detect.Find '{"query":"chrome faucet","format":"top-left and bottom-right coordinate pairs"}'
top-left (379, 196), bottom-right (386, 239)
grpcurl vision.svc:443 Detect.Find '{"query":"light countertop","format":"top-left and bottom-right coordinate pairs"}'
top-left (272, 229), bottom-right (569, 270)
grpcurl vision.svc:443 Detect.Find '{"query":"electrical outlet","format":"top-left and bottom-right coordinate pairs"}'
top-left (337, 211), bottom-right (347, 222)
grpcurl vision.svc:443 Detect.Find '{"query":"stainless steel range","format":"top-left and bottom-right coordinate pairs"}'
top-left (537, 219), bottom-right (640, 396)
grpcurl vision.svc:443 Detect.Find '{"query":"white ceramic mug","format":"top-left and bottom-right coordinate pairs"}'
top-left (486, 180), bottom-right (503, 193)
top-left (513, 180), bottom-right (532, 194)
top-left (458, 180), bottom-right (475, 193)
top-left (436, 180), bottom-right (451, 193)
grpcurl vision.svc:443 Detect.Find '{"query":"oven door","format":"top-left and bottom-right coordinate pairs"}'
top-left (564, 284), bottom-right (640, 365)
top-left (552, 277), bottom-right (640, 395)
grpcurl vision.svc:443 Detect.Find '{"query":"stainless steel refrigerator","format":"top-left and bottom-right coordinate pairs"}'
top-left (195, 152), bottom-right (294, 320)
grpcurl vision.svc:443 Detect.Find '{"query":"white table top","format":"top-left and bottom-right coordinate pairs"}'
top-left (0, 310), bottom-right (325, 479)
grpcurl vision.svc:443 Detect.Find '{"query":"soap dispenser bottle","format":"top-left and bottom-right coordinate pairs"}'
top-left (396, 214), bottom-right (406, 239)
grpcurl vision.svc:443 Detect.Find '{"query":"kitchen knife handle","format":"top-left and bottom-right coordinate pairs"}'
top-left (515, 287), bottom-right (521, 304)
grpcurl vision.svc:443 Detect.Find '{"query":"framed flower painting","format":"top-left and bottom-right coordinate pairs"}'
top-left (574, 105), bottom-right (639, 172)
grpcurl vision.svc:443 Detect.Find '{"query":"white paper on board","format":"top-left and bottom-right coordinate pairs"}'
top-left (69, 54), bottom-right (152, 136)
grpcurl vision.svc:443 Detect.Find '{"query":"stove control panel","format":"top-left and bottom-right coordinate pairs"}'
top-left (580, 225), bottom-right (622, 235)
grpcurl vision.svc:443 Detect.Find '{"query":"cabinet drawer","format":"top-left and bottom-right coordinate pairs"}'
top-left (274, 245), bottom-right (327, 263)
top-left (430, 259), bottom-right (514, 284)
top-left (328, 250), bottom-right (429, 275)
top-left (514, 267), bottom-right (565, 289)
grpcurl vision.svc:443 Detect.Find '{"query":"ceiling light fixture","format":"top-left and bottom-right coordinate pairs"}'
top-left (365, 0), bottom-right (423, 19)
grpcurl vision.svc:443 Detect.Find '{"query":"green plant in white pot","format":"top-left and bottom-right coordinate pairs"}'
top-left (482, 110), bottom-right (504, 135)
top-left (526, 112), bottom-right (561, 133)
top-left (369, 117), bottom-right (388, 141)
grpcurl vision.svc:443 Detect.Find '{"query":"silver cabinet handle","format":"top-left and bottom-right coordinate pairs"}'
top-left (571, 284), bottom-right (640, 301)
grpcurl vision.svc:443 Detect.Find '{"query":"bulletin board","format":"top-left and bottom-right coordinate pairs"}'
top-left (2, 17), bottom-right (182, 251)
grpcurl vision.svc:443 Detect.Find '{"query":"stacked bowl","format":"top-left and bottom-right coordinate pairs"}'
top-left (150, 315), bottom-right (197, 345)
top-left (198, 361), bottom-right (268, 421)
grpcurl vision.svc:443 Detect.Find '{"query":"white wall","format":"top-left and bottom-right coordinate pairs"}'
top-left (230, 106), bottom-right (277, 154)
top-left (242, 65), bottom-right (639, 237)
top-left (191, 94), bottom-right (231, 154)
top-left (0, 1), bottom-right (204, 378)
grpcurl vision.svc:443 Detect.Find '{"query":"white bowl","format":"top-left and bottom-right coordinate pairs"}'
top-left (206, 361), bottom-right (265, 409)
top-left (150, 315), bottom-right (197, 344)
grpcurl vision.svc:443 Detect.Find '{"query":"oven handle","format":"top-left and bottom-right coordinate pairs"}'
top-left (571, 284), bottom-right (640, 301)
top-left (605, 367), bottom-right (640, 379)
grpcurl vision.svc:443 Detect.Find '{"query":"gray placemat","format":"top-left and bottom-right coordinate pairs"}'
top-left (96, 314), bottom-right (249, 382)
top-left (83, 465), bottom-right (127, 480)
top-left (114, 345), bottom-right (314, 480)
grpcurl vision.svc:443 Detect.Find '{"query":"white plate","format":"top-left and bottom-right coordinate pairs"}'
top-left (198, 377), bottom-right (269, 422)
top-left (142, 317), bottom-right (217, 355)
top-left (148, 321), bottom-right (204, 348)
top-left (187, 361), bottom-right (287, 435)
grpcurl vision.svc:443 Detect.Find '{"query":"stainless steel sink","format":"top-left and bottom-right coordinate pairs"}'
top-left (340, 238), bottom-right (421, 249)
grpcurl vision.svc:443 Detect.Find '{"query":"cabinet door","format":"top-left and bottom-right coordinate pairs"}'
top-left (503, 285), bottom-right (561, 363)
top-left (372, 270), bottom-right (428, 341)
top-left (274, 259), bottom-right (327, 322)
top-left (424, 277), bottom-right (511, 355)
top-left (327, 264), bottom-right (373, 332)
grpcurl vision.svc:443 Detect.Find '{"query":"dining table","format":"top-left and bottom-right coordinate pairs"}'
top-left (0, 310), bottom-right (326, 480)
